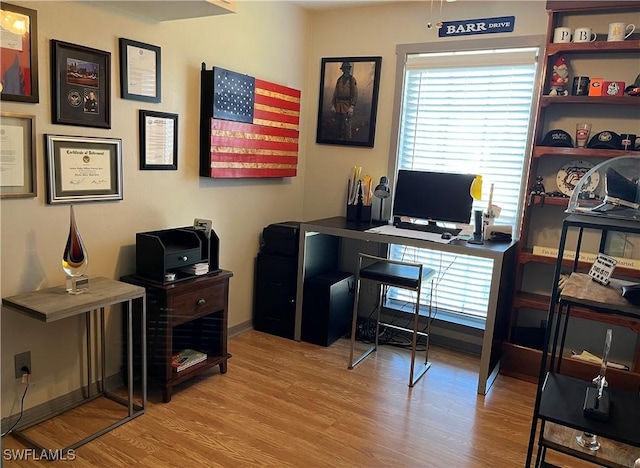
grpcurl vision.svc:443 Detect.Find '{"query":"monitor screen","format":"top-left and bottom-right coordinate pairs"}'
top-left (392, 170), bottom-right (476, 224)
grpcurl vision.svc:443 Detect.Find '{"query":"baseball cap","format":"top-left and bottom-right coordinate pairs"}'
top-left (587, 131), bottom-right (622, 149)
top-left (541, 129), bottom-right (574, 147)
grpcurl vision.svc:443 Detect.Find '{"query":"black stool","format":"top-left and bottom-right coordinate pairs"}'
top-left (348, 253), bottom-right (436, 387)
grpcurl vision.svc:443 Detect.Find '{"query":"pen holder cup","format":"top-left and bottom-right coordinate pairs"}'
top-left (346, 204), bottom-right (372, 223)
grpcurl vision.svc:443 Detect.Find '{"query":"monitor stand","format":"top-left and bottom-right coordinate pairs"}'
top-left (393, 217), bottom-right (462, 235)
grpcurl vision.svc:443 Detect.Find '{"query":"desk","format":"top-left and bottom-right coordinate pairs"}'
top-left (295, 217), bottom-right (518, 395)
top-left (2, 277), bottom-right (146, 453)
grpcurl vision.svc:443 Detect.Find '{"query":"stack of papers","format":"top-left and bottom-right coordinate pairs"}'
top-left (178, 262), bottom-right (209, 275)
top-left (172, 349), bottom-right (207, 372)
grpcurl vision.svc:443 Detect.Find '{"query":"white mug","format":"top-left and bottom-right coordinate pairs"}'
top-left (553, 27), bottom-right (572, 43)
top-left (573, 27), bottom-right (597, 43)
top-left (607, 22), bottom-right (635, 41)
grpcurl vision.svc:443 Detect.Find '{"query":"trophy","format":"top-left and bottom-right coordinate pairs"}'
top-left (576, 329), bottom-right (612, 451)
top-left (63, 205), bottom-right (89, 294)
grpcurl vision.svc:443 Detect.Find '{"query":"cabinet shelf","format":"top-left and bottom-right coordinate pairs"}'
top-left (546, 40), bottom-right (640, 55)
top-left (540, 96), bottom-right (640, 107)
top-left (532, 146), bottom-right (637, 159)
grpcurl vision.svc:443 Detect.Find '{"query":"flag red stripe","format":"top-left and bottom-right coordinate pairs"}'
top-left (209, 153), bottom-right (298, 165)
top-left (211, 135), bottom-right (298, 152)
top-left (253, 108), bottom-right (300, 126)
top-left (254, 93), bottom-right (300, 112)
top-left (255, 79), bottom-right (301, 99)
top-left (211, 168), bottom-right (297, 178)
top-left (211, 119), bottom-right (299, 139)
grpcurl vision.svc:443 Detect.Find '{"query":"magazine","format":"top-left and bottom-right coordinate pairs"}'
top-left (172, 349), bottom-right (207, 372)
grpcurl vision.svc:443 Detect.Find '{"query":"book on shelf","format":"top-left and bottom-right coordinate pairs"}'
top-left (177, 262), bottom-right (209, 276)
top-left (172, 349), bottom-right (207, 372)
top-left (532, 246), bottom-right (640, 271)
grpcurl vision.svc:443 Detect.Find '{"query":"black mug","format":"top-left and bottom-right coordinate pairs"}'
top-left (619, 133), bottom-right (637, 150)
top-left (572, 76), bottom-right (590, 96)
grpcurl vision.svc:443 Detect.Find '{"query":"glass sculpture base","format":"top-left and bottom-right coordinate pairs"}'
top-left (66, 275), bottom-right (89, 295)
top-left (576, 432), bottom-right (601, 451)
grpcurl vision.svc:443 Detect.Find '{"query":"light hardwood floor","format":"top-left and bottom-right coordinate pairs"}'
top-left (3, 330), bottom-right (602, 467)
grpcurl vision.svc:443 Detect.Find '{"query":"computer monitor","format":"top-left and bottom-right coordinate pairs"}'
top-left (392, 169), bottom-right (476, 225)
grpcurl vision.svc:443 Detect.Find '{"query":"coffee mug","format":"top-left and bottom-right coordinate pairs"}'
top-left (553, 27), bottom-right (572, 43)
top-left (607, 22), bottom-right (635, 41)
top-left (620, 133), bottom-right (637, 150)
top-left (572, 76), bottom-right (590, 96)
top-left (573, 27), bottom-right (597, 42)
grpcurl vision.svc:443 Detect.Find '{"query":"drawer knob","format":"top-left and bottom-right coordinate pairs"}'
top-left (196, 298), bottom-right (206, 306)
top-left (180, 256), bottom-right (188, 262)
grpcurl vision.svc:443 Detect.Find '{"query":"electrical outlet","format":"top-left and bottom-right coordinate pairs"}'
top-left (366, 282), bottom-right (377, 295)
top-left (14, 351), bottom-right (31, 379)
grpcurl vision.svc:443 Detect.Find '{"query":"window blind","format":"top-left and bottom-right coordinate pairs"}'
top-left (390, 47), bottom-right (539, 321)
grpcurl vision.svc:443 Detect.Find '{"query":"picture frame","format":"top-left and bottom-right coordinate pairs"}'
top-left (139, 110), bottom-right (178, 170)
top-left (119, 38), bottom-right (161, 103)
top-left (0, 112), bottom-right (36, 198)
top-left (45, 134), bottom-right (123, 204)
top-left (316, 56), bottom-right (382, 148)
top-left (51, 40), bottom-right (111, 128)
top-left (0, 3), bottom-right (39, 103)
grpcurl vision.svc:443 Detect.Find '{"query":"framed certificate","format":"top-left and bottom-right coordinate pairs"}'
top-left (0, 112), bottom-right (36, 198)
top-left (119, 38), bottom-right (161, 103)
top-left (139, 110), bottom-right (178, 170)
top-left (45, 134), bottom-right (123, 204)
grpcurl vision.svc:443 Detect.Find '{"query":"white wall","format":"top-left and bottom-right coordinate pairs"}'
top-left (1, 0), bottom-right (310, 414)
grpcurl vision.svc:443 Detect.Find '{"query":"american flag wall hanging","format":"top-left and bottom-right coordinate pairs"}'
top-left (199, 64), bottom-right (301, 178)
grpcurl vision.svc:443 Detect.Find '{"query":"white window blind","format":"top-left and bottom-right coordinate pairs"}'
top-left (390, 47), bottom-right (539, 322)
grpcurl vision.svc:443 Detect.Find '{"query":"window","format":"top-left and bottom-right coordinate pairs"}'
top-left (388, 38), bottom-right (543, 325)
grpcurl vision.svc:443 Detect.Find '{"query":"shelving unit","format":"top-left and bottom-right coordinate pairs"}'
top-left (501, 0), bottom-right (640, 384)
top-left (526, 214), bottom-right (640, 467)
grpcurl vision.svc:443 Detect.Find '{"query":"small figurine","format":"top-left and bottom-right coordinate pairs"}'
top-left (548, 55), bottom-right (570, 96)
top-left (529, 175), bottom-right (546, 207)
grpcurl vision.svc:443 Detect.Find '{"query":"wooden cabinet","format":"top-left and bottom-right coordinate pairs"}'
top-left (525, 214), bottom-right (640, 467)
top-left (501, 1), bottom-right (640, 383)
top-left (122, 270), bottom-right (233, 402)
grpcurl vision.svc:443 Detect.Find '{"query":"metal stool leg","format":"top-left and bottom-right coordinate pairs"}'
top-left (409, 278), bottom-right (432, 387)
top-left (348, 258), bottom-right (376, 369)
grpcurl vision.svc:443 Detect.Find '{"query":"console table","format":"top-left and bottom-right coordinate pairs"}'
top-left (1, 277), bottom-right (146, 453)
top-left (295, 217), bottom-right (519, 395)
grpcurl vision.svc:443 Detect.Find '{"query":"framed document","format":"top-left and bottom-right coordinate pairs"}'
top-left (45, 134), bottom-right (123, 204)
top-left (51, 40), bottom-right (111, 128)
top-left (120, 38), bottom-right (161, 103)
top-left (0, 3), bottom-right (39, 103)
top-left (139, 110), bottom-right (178, 170)
top-left (0, 112), bottom-right (36, 198)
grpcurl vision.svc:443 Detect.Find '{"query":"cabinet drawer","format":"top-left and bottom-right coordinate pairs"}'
top-left (165, 248), bottom-right (203, 270)
top-left (169, 282), bottom-right (226, 321)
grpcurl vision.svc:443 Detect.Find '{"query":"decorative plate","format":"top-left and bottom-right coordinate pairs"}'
top-left (556, 159), bottom-right (599, 196)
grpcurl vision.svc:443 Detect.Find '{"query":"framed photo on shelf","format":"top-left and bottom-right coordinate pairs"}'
top-left (45, 134), bottom-right (123, 204)
top-left (139, 110), bottom-right (178, 170)
top-left (0, 112), bottom-right (36, 198)
top-left (119, 38), bottom-right (161, 103)
top-left (51, 40), bottom-right (111, 128)
top-left (316, 56), bottom-right (382, 148)
top-left (0, 3), bottom-right (39, 103)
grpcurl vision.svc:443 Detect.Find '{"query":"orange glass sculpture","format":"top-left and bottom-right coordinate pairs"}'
top-left (63, 205), bottom-right (89, 293)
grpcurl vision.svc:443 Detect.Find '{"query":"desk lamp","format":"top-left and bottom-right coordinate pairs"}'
top-left (374, 176), bottom-right (391, 222)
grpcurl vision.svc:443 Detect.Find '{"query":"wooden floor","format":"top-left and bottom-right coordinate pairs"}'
top-left (3, 330), bottom-right (603, 467)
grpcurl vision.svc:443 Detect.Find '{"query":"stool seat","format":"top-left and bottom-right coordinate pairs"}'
top-left (348, 253), bottom-right (435, 387)
top-left (360, 262), bottom-right (436, 290)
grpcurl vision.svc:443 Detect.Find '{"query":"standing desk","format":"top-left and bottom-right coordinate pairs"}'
top-left (2, 277), bottom-right (146, 453)
top-left (295, 216), bottom-right (518, 395)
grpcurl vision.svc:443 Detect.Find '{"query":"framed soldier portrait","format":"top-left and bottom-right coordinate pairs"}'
top-left (316, 56), bottom-right (381, 148)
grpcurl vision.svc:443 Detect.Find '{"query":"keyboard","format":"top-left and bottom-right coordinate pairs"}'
top-left (394, 220), bottom-right (462, 236)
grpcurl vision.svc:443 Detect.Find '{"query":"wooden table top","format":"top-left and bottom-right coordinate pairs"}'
top-left (2, 277), bottom-right (145, 323)
top-left (560, 272), bottom-right (640, 318)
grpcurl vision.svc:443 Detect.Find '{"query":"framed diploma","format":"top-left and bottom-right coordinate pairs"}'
top-left (51, 40), bottom-right (111, 129)
top-left (0, 112), bottom-right (36, 198)
top-left (119, 38), bottom-right (161, 103)
top-left (139, 110), bottom-right (178, 170)
top-left (0, 3), bottom-right (39, 103)
top-left (45, 134), bottom-right (123, 204)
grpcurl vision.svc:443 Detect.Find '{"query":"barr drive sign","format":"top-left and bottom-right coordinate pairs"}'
top-left (438, 16), bottom-right (515, 37)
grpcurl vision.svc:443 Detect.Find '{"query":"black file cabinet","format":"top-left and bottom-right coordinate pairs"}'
top-left (302, 271), bottom-right (354, 347)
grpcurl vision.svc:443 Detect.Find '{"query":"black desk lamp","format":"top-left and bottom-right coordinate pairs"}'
top-left (374, 176), bottom-right (391, 221)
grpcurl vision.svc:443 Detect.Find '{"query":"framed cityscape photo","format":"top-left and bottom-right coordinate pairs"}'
top-left (0, 3), bottom-right (39, 103)
top-left (45, 134), bottom-right (123, 204)
top-left (316, 56), bottom-right (382, 148)
top-left (51, 40), bottom-right (111, 128)
top-left (119, 38), bottom-right (161, 103)
top-left (0, 112), bottom-right (36, 198)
